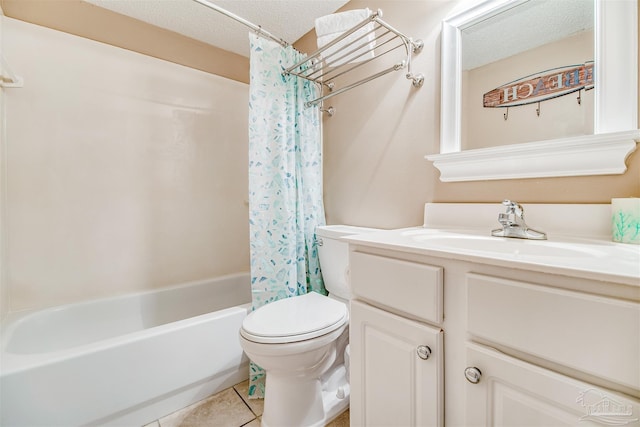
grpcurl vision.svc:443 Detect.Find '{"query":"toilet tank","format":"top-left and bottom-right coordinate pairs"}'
top-left (316, 225), bottom-right (381, 301)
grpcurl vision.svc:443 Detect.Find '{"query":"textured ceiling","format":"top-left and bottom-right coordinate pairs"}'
top-left (83, 0), bottom-right (351, 57)
top-left (462, 0), bottom-right (594, 70)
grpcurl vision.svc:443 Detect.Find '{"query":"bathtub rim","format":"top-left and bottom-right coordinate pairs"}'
top-left (1, 271), bottom-right (249, 339)
top-left (1, 272), bottom-right (250, 375)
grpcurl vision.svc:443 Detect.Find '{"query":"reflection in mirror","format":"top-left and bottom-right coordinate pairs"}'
top-left (461, 0), bottom-right (594, 150)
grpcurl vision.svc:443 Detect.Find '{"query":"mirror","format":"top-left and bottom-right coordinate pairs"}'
top-left (462, 0), bottom-right (594, 150)
top-left (427, 0), bottom-right (639, 182)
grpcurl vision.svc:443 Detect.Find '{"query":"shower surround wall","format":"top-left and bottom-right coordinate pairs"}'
top-left (1, 18), bottom-right (249, 317)
top-left (1, 9), bottom-right (8, 322)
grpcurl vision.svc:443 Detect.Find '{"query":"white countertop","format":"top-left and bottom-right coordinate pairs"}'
top-left (344, 227), bottom-right (640, 287)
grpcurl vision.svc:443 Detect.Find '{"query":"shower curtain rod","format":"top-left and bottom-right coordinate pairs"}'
top-left (191, 0), bottom-right (290, 48)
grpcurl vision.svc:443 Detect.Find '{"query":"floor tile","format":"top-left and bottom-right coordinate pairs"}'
top-left (234, 380), bottom-right (264, 417)
top-left (158, 387), bottom-right (256, 427)
top-left (326, 409), bottom-right (350, 427)
top-left (242, 418), bottom-right (261, 427)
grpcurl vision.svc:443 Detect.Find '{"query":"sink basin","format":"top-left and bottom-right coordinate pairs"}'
top-left (397, 227), bottom-right (625, 260)
top-left (411, 233), bottom-right (608, 258)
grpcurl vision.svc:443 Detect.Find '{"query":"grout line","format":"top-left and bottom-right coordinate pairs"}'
top-left (233, 386), bottom-right (258, 418)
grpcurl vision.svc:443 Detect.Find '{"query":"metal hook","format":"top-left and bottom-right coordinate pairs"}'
top-left (503, 107), bottom-right (509, 121)
top-left (321, 106), bottom-right (335, 116)
top-left (577, 89), bottom-right (582, 105)
top-left (536, 102), bottom-right (541, 117)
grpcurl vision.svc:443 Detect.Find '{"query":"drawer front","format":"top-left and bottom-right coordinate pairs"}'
top-left (350, 251), bottom-right (443, 324)
top-left (467, 273), bottom-right (640, 390)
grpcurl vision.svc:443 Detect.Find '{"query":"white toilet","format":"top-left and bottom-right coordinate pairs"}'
top-left (239, 225), bottom-right (377, 427)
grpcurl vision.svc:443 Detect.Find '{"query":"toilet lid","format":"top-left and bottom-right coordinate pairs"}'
top-left (241, 292), bottom-right (348, 344)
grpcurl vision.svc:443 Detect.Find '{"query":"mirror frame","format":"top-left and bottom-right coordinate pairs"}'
top-left (427, 0), bottom-right (639, 182)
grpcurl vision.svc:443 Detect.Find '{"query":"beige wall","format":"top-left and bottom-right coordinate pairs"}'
top-left (297, 0), bottom-right (639, 229)
top-left (1, 18), bottom-right (249, 314)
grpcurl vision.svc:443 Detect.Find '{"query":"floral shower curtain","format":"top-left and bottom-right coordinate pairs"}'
top-left (247, 33), bottom-right (326, 398)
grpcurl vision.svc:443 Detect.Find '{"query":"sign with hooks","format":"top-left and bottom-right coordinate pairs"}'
top-left (483, 62), bottom-right (594, 108)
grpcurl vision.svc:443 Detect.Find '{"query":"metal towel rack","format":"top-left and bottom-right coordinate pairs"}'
top-left (283, 9), bottom-right (424, 108)
top-left (191, 1), bottom-right (423, 113)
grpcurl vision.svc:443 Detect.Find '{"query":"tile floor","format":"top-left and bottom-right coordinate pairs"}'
top-left (143, 380), bottom-right (350, 427)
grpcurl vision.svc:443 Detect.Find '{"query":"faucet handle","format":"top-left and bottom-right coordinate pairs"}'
top-left (502, 200), bottom-right (523, 216)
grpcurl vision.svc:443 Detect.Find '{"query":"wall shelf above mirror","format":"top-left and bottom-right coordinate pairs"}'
top-left (427, 0), bottom-right (639, 182)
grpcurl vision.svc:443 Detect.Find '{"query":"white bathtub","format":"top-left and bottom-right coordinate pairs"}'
top-left (0, 273), bottom-right (251, 427)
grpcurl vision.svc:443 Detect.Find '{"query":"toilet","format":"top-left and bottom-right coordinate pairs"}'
top-left (239, 225), bottom-right (378, 427)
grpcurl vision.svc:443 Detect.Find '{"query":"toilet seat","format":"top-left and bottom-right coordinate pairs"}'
top-left (240, 292), bottom-right (348, 344)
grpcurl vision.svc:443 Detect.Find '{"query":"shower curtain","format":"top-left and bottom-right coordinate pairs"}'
top-left (247, 33), bottom-right (326, 398)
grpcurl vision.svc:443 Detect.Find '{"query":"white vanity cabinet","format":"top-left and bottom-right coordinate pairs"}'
top-left (348, 251), bottom-right (444, 427)
top-left (346, 238), bottom-right (640, 427)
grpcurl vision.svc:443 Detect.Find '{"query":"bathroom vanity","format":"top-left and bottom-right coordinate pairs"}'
top-left (346, 203), bottom-right (640, 426)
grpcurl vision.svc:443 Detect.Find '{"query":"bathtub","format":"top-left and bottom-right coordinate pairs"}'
top-left (0, 273), bottom-right (251, 427)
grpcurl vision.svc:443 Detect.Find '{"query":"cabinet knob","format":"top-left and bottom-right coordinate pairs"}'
top-left (464, 367), bottom-right (482, 384)
top-left (417, 345), bottom-right (432, 360)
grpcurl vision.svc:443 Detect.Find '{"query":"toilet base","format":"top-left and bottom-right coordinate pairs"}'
top-left (320, 364), bottom-right (351, 425)
top-left (261, 363), bottom-right (350, 427)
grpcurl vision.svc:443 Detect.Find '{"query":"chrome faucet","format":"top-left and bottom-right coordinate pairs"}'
top-left (491, 200), bottom-right (547, 240)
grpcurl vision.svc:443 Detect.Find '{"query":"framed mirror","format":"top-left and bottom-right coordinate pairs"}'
top-left (427, 0), bottom-right (639, 182)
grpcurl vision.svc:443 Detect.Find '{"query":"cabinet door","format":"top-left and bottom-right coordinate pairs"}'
top-left (350, 300), bottom-right (443, 427)
top-left (465, 343), bottom-right (640, 426)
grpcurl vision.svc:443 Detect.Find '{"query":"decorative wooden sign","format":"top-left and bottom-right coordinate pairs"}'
top-left (483, 62), bottom-right (594, 108)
